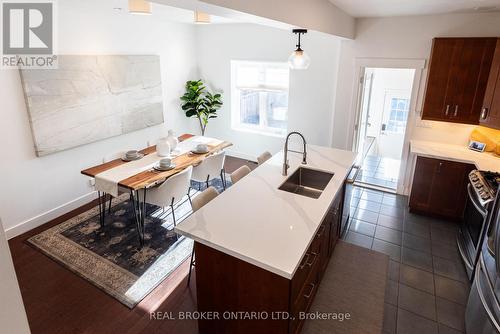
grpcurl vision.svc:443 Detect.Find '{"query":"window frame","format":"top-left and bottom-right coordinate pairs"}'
top-left (230, 60), bottom-right (290, 137)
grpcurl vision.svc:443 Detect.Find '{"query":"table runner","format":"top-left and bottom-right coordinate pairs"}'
top-left (95, 136), bottom-right (222, 197)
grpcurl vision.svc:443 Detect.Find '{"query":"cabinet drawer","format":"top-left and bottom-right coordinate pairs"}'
top-left (290, 222), bottom-right (325, 305)
top-left (290, 254), bottom-right (320, 334)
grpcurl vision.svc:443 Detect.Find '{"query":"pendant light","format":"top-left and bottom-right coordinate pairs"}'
top-left (288, 29), bottom-right (311, 70)
top-left (128, 0), bottom-right (152, 15)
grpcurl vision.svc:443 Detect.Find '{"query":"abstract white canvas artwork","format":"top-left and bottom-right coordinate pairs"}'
top-left (20, 55), bottom-right (164, 156)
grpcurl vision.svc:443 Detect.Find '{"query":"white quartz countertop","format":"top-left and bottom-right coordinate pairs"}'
top-left (175, 145), bottom-right (357, 279)
top-left (410, 140), bottom-right (500, 172)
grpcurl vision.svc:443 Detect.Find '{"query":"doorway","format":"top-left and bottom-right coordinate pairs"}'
top-left (353, 67), bottom-right (416, 191)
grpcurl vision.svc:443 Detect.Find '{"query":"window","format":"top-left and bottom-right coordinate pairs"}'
top-left (386, 98), bottom-right (409, 134)
top-left (231, 61), bottom-right (290, 136)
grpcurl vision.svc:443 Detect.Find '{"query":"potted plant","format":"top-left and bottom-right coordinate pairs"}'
top-left (180, 80), bottom-right (223, 136)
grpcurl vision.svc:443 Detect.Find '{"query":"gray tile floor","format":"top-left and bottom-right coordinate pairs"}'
top-left (356, 155), bottom-right (401, 190)
top-left (342, 186), bottom-right (470, 334)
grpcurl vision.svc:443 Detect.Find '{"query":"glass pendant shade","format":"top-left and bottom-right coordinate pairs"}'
top-left (288, 49), bottom-right (311, 70)
top-left (128, 0), bottom-right (152, 15)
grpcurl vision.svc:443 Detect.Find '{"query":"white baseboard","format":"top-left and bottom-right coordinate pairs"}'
top-left (225, 149), bottom-right (258, 163)
top-left (5, 191), bottom-right (97, 240)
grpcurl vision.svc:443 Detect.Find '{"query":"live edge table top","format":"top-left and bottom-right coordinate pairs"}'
top-left (81, 134), bottom-right (232, 191)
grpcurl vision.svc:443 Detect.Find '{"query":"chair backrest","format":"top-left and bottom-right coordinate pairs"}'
top-left (257, 151), bottom-right (272, 165)
top-left (230, 165), bottom-right (251, 184)
top-left (148, 165), bottom-right (193, 206)
top-left (192, 186), bottom-right (219, 212)
top-left (192, 150), bottom-right (226, 182)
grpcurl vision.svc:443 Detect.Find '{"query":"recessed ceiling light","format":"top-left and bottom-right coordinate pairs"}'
top-left (128, 0), bottom-right (152, 15)
top-left (194, 10), bottom-right (211, 24)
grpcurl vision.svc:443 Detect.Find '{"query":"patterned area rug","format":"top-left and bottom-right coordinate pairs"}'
top-left (28, 178), bottom-right (230, 308)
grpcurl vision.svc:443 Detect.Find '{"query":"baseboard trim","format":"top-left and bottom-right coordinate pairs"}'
top-left (5, 191), bottom-right (97, 240)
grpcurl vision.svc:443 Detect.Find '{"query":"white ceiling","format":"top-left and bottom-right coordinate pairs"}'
top-left (109, 0), bottom-right (238, 24)
top-left (329, 0), bottom-right (500, 18)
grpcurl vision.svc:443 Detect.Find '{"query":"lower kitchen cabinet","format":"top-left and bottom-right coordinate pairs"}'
top-left (194, 185), bottom-right (345, 334)
top-left (409, 156), bottom-right (475, 221)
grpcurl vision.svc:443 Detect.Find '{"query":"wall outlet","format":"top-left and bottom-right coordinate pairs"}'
top-left (89, 179), bottom-right (95, 187)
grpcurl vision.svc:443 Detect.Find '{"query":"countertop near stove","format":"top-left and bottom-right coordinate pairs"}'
top-left (410, 140), bottom-right (500, 172)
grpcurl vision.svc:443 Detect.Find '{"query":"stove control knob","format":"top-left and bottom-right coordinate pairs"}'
top-left (475, 183), bottom-right (483, 188)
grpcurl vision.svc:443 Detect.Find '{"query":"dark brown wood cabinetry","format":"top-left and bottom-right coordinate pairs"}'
top-left (409, 156), bottom-right (475, 221)
top-left (422, 38), bottom-right (497, 125)
top-left (195, 186), bottom-right (345, 334)
top-left (480, 38), bottom-right (500, 130)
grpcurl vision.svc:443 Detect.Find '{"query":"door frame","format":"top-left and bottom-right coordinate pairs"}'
top-left (347, 58), bottom-right (426, 194)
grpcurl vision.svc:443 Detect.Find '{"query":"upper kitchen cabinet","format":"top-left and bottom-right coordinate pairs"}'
top-left (422, 37), bottom-right (497, 125)
top-left (480, 39), bottom-right (500, 130)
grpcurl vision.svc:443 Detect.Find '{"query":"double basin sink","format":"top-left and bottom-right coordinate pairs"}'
top-left (278, 167), bottom-right (334, 199)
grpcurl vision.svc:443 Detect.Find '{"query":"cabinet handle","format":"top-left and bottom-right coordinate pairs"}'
top-left (481, 107), bottom-right (489, 120)
top-left (304, 283), bottom-right (315, 299)
top-left (445, 105), bottom-right (450, 116)
top-left (437, 162), bottom-right (443, 173)
top-left (306, 252), bottom-right (317, 267)
top-left (299, 253), bottom-right (310, 270)
top-left (316, 225), bottom-right (326, 238)
top-left (454, 105), bottom-right (458, 117)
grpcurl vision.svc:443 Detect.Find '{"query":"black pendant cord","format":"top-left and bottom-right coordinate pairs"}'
top-left (292, 28), bottom-right (307, 51)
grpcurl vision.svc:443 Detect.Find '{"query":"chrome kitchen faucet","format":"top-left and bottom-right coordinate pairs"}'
top-left (282, 131), bottom-right (307, 176)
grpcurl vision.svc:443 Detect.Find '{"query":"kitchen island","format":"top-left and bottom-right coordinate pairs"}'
top-left (175, 145), bottom-right (357, 334)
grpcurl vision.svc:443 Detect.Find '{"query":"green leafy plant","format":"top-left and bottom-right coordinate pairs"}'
top-left (180, 80), bottom-right (223, 136)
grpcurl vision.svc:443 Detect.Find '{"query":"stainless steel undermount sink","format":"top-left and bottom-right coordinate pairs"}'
top-left (278, 167), bottom-right (334, 199)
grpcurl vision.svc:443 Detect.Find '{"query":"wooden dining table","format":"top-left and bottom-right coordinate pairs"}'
top-left (81, 134), bottom-right (232, 246)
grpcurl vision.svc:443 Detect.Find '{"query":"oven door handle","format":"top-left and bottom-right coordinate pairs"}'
top-left (457, 233), bottom-right (474, 270)
top-left (495, 210), bottom-right (500, 276)
top-left (346, 165), bottom-right (361, 184)
top-left (476, 257), bottom-right (500, 332)
top-left (467, 184), bottom-right (488, 218)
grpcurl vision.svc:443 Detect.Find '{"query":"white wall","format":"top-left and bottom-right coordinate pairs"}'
top-left (0, 0), bottom-right (198, 237)
top-left (333, 12), bottom-right (500, 151)
top-left (196, 23), bottom-right (342, 159)
top-left (0, 219), bottom-right (30, 333)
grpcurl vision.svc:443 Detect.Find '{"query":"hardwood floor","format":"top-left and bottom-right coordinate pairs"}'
top-left (9, 156), bottom-right (255, 334)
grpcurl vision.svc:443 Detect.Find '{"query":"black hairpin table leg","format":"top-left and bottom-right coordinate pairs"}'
top-left (97, 191), bottom-right (106, 228)
top-left (130, 188), bottom-right (147, 247)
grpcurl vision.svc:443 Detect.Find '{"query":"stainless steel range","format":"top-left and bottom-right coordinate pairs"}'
top-left (458, 170), bottom-right (500, 280)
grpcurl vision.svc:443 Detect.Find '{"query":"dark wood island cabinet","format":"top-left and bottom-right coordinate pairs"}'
top-left (194, 186), bottom-right (345, 334)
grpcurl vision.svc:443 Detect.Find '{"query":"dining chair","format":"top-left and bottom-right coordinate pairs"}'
top-left (187, 186), bottom-right (219, 286)
top-left (230, 165), bottom-right (251, 184)
top-left (191, 150), bottom-right (227, 190)
top-left (257, 151), bottom-right (272, 165)
top-left (139, 165), bottom-right (193, 227)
